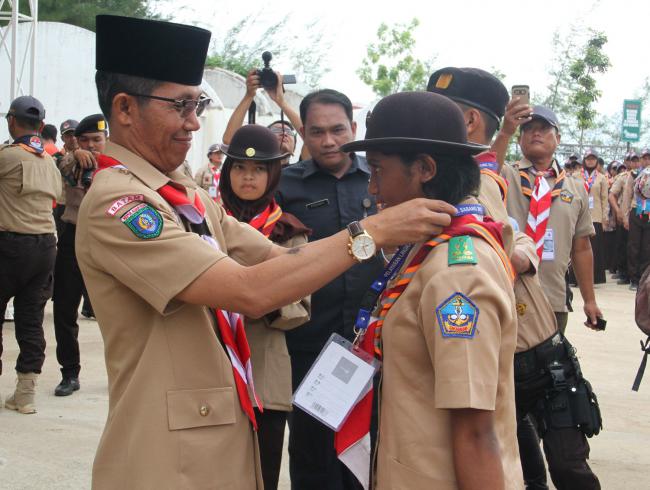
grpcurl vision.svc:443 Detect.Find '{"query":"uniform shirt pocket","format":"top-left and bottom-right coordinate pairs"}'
top-left (167, 387), bottom-right (236, 430)
top-left (19, 159), bottom-right (55, 195)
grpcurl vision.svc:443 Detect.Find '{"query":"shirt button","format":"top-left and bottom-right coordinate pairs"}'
top-left (199, 405), bottom-right (210, 417)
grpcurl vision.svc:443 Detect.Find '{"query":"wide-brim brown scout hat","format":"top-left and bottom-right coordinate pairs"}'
top-left (221, 124), bottom-right (291, 162)
top-left (340, 91), bottom-right (487, 156)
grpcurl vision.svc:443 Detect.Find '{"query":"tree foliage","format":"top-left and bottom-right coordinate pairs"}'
top-left (357, 18), bottom-right (434, 97)
top-left (37, 0), bottom-right (167, 32)
top-left (205, 15), bottom-right (330, 89)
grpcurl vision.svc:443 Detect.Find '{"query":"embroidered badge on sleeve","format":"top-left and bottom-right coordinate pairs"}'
top-left (448, 236), bottom-right (477, 265)
top-left (120, 203), bottom-right (163, 239)
top-left (106, 194), bottom-right (145, 216)
top-left (436, 292), bottom-right (479, 339)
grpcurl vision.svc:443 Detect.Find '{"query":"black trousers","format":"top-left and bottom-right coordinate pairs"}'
top-left (255, 407), bottom-right (287, 490)
top-left (52, 223), bottom-right (87, 378)
top-left (615, 225), bottom-right (629, 278)
top-left (0, 232), bottom-right (56, 375)
top-left (288, 351), bottom-right (368, 490)
top-left (591, 222), bottom-right (606, 284)
top-left (627, 211), bottom-right (650, 284)
top-left (603, 228), bottom-right (617, 272)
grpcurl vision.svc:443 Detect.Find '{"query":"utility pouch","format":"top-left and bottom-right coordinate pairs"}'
top-left (542, 388), bottom-right (573, 435)
top-left (569, 378), bottom-right (602, 438)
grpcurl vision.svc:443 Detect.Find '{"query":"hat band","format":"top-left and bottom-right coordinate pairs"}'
top-left (446, 95), bottom-right (501, 125)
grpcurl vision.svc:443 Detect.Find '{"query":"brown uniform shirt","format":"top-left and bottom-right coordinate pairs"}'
top-left (245, 233), bottom-right (310, 411)
top-left (0, 144), bottom-right (62, 234)
top-left (478, 171), bottom-right (514, 256)
top-left (375, 200), bottom-right (523, 490)
top-left (194, 163), bottom-right (220, 196)
top-left (622, 171), bottom-right (638, 216)
top-left (502, 159), bottom-right (594, 312)
top-left (577, 170), bottom-right (608, 224)
top-left (76, 141), bottom-right (272, 490)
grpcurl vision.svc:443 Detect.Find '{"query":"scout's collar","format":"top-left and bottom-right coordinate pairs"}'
top-left (518, 157), bottom-right (562, 175)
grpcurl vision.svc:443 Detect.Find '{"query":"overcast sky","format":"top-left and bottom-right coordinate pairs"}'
top-left (166, 0), bottom-right (649, 118)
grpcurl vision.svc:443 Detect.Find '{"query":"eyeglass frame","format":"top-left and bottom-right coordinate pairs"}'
top-left (126, 93), bottom-right (212, 118)
top-left (269, 125), bottom-right (297, 137)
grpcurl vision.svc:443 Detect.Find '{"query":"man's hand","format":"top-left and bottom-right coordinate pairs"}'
top-left (74, 149), bottom-right (97, 169)
top-left (266, 71), bottom-right (285, 108)
top-left (245, 69), bottom-right (260, 99)
top-left (623, 216), bottom-right (630, 230)
top-left (501, 97), bottom-right (532, 137)
top-left (616, 209), bottom-right (624, 224)
top-left (362, 198), bottom-right (457, 248)
top-left (584, 300), bottom-right (603, 329)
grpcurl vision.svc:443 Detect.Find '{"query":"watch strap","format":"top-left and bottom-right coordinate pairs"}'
top-left (347, 221), bottom-right (364, 238)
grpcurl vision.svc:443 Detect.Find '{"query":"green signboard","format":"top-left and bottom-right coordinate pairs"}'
top-left (622, 99), bottom-right (642, 142)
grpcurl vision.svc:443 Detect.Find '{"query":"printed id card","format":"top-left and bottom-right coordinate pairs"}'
top-left (293, 333), bottom-right (380, 431)
top-left (588, 196), bottom-right (594, 209)
top-left (542, 229), bottom-right (555, 261)
top-left (208, 186), bottom-right (218, 199)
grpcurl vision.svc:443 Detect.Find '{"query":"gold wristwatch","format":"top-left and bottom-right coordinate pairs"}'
top-left (347, 221), bottom-right (377, 263)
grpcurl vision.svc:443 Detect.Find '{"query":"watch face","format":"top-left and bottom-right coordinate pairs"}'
top-left (352, 234), bottom-right (376, 260)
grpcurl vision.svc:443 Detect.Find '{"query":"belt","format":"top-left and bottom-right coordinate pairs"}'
top-left (514, 332), bottom-right (569, 379)
top-left (0, 230), bottom-right (55, 238)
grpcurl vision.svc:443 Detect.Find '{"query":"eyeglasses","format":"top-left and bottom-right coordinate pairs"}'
top-left (127, 93), bottom-right (212, 117)
top-left (270, 126), bottom-right (296, 137)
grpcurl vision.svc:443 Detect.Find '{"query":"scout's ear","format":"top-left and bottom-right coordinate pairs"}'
top-left (111, 93), bottom-right (137, 127)
top-left (463, 107), bottom-right (483, 140)
top-left (414, 154), bottom-right (437, 183)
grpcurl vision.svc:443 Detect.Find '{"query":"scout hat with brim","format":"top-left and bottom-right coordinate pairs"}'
top-left (95, 15), bottom-right (211, 86)
top-left (340, 91), bottom-right (487, 156)
top-left (221, 124), bottom-right (291, 162)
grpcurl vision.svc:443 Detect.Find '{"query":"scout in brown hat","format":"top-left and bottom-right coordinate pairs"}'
top-left (77, 15), bottom-right (457, 490)
top-left (219, 124), bottom-right (310, 489)
top-left (339, 91), bottom-right (523, 489)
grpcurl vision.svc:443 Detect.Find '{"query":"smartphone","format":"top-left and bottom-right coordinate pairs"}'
top-left (585, 317), bottom-right (607, 331)
top-left (511, 85), bottom-right (530, 105)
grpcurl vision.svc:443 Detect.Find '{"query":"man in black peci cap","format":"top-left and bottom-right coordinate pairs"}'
top-left (76, 15), bottom-right (456, 489)
top-left (338, 90), bottom-right (523, 489)
top-left (52, 114), bottom-right (108, 398)
top-left (0, 95), bottom-right (62, 414)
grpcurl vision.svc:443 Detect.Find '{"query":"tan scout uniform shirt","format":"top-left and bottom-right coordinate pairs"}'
top-left (0, 144), bottom-right (62, 234)
top-left (246, 233), bottom-right (310, 411)
top-left (610, 171), bottom-right (628, 210)
top-left (577, 170), bottom-right (608, 224)
top-left (76, 141), bottom-right (272, 490)
top-left (478, 171), bottom-right (514, 256)
top-left (58, 152), bottom-right (86, 225)
top-left (512, 233), bottom-right (558, 352)
top-left (502, 159), bottom-right (594, 313)
top-left (375, 200), bottom-right (523, 490)
top-left (194, 163), bottom-right (220, 193)
top-left (621, 171), bottom-right (639, 216)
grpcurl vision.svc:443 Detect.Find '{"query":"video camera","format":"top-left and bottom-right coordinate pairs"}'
top-left (256, 52), bottom-right (296, 90)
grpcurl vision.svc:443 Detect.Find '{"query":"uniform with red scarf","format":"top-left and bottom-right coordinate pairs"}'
top-left (577, 168), bottom-right (608, 284)
top-left (367, 198), bottom-right (522, 489)
top-left (502, 159), bottom-right (594, 329)
top-left (76, 141), bottom-right (273, 489)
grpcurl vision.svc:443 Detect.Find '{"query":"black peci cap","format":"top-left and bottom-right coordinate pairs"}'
top-left (340, 91), bottom-right (487, 155)
top-left (95, 15), bottom-right (211, 86)
top-left (75, 114), bottom-right (108, 136)
top-left (221, 124), bottom-right (290, 162)
top-left (427, 67), bottom-right (509, 124)
top-left (8, 95), bottom-right (46, 121)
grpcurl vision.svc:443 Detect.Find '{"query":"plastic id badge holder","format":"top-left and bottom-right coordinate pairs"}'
top-left (293, 333), bottom-right (380, 431)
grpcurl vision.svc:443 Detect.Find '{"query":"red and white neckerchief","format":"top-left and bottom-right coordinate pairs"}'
top-left (524, 166), bottom-right (556, 259)
top-left (247, 200), bottom-right (283, 238)
top-left (582, 168), bottom-right (596, 195)
top-left (209, 164), bottom-right (221, 202)
top-left (97, 154), bottom-right (261, 429)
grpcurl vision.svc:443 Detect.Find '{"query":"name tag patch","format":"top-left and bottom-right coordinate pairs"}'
top-left (448, 236), bottom-right (477, 265)
top-left (121, 203), bottom-right (163, 239)
top-left (106, 194), bottom-right (144, 216)
top-left (436, 292), bottom-right (479, 339)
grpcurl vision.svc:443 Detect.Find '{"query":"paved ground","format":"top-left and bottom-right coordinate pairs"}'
top-left (0, 273), bottom-right (648, 489)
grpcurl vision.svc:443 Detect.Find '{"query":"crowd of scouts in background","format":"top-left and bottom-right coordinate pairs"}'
top-left (1, 15), bottom-right (650, 490)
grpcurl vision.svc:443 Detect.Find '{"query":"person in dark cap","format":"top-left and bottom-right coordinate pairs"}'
top-left (52, 119), bottom-right (80, 239)
top-left (76, 15), bottom-right (455, 489)
top-left (51, 114), bottom-right (107, 397)
top-left (0, 95), bottom-right (62, 414)
top-left (337, 90), bottom-right (522, 489)
top-left (499, 106), bottom-right (602, 489)
top-left (627, 148), bottom-right (650, 291)
top-left (194, 142), bottom-right (224, 199)
top-left (578, 148), bottom-right (608, 284)
top-left (218, 124), bottom-right (310, 490)
top-left (609, 154), bottom-right (633, 282)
